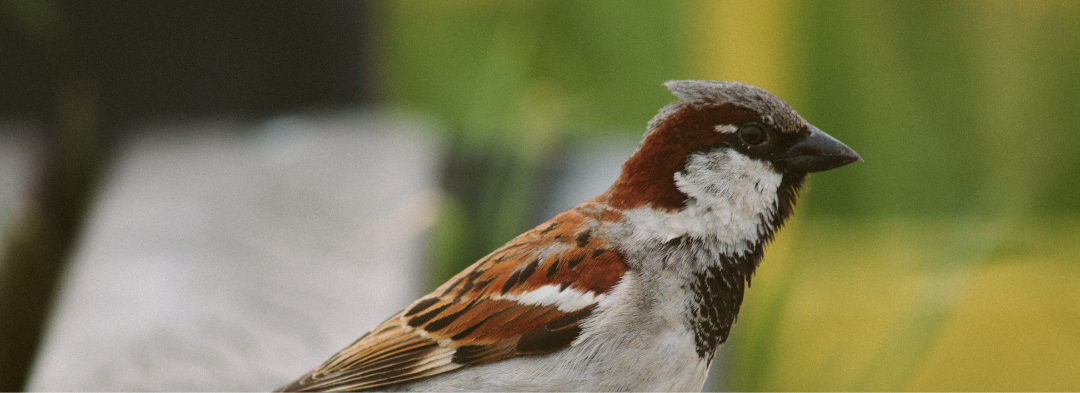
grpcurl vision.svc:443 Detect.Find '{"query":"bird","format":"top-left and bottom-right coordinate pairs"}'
top-left (278, 80), bottom-right (861, 392)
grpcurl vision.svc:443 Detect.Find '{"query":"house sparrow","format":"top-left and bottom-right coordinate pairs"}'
top-left (279, 80), bottom-right (860, 392)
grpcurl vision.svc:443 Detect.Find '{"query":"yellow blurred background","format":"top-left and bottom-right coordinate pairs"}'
top-left (685, 1), bottom-right (1080, 391)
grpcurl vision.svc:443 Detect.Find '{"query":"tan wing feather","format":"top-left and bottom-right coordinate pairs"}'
top-left (279, 203), bottom-right (627, 392)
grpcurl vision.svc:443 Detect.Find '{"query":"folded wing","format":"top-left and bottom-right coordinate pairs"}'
top-left (280, 204), bottom-right (628, 392)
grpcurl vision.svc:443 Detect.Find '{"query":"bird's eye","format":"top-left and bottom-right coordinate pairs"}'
top-left (738, 124), bottom-right (766, 146)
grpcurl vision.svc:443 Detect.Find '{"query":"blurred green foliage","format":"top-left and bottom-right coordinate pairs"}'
top-left (382, 0), bottom-right (1080, 391)
top-left (383, 0), bottom-right (691, 286)
top-left (795, 1), bottom-right (1080, 219)
top-left (384, 0), bottom-right (688, 137)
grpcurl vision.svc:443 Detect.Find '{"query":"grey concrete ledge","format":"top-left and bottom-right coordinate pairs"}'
top-left (28, 110), bottom-right (442, 391)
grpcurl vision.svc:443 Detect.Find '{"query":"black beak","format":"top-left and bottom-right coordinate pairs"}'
top-left (776, 124), bottom-right (861, 173)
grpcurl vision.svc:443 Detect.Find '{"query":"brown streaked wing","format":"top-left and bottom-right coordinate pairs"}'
top-left (278, 204), bottom-right (628, 392)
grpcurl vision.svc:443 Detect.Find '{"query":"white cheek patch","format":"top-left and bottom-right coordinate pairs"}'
top-left (621, 149), bottom-right (782, 256)
top-left (675, 150), bottom-right (781, 218)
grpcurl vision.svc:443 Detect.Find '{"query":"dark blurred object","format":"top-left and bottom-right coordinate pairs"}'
top-left (0, 1), bottom-right (375, 391)
top-left (0, 0), bottom-right (375, 127)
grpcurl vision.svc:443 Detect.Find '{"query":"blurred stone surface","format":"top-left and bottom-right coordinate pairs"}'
top-left (27, 111), bottom-right (441, 391)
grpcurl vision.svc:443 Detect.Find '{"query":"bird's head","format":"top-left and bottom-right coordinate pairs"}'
top-left (607, 80), bottom-right (860, 248)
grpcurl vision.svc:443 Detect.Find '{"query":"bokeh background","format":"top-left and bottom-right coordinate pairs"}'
top-left (2, 0), bottom-right (1079, 391)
